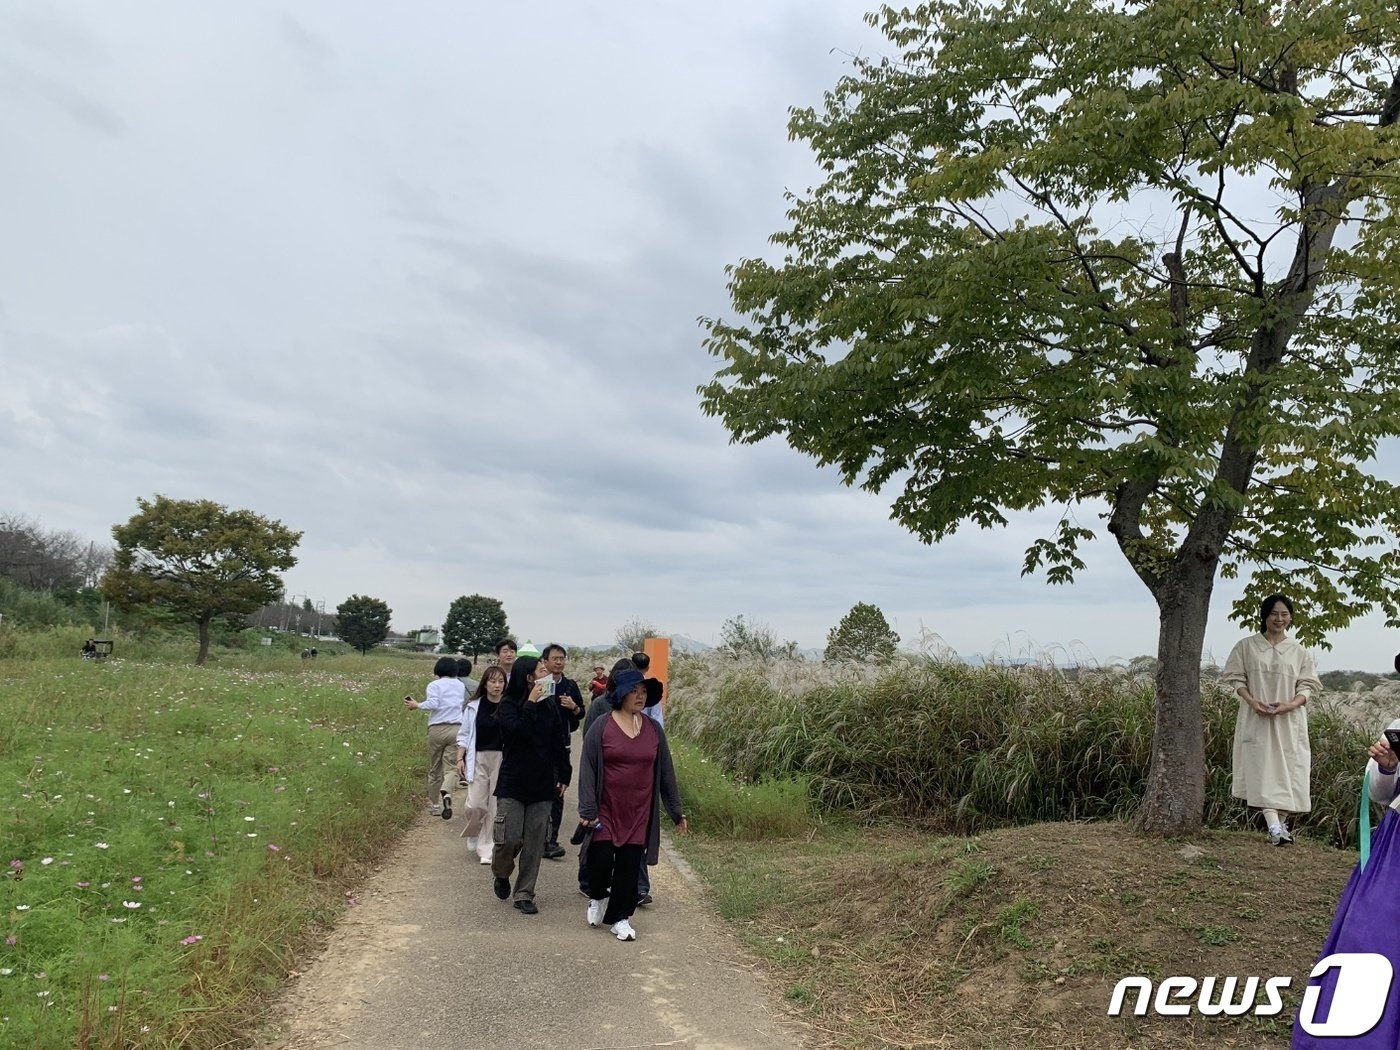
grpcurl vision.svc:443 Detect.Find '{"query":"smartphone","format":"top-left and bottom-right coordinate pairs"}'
top-left (1384, 729), bottom-right (1400, 754)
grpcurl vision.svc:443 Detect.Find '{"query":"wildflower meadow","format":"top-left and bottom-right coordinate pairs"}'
top-left (0, 653), bottom-right (428, 1049)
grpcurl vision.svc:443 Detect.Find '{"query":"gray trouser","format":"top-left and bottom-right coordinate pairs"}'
top-left (491, 797), bottom-right (551, 900)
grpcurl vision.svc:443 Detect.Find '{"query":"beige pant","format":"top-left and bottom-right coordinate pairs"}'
top-left (463, 749), bottom-right (503, 859)
top-left (426, 723), bottom-right (460, 804)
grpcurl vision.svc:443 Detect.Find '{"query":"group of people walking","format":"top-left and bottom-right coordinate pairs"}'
top-left (404, 640), bottom-right (685, 941)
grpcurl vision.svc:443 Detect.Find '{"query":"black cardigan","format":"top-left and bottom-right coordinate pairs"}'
top-left (494, 694), bottom-right (571, 805)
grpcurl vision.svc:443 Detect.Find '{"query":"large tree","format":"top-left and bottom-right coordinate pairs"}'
top-left (701, 0), bottom-right (1400, 834)
top-left (103, 496), bottom-right (301, 665)
top-left (825, 602), bottom-right (900, 664)
top-left (441, 594), bottom-right (508, 658)
top-left (337, 595), bottom-right (392, 654)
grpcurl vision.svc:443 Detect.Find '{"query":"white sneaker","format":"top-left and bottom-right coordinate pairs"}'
top-left (479, 854), bottom-right (492, 865)
top-left (466, 836), bottom-right (478, 851)
top-left (587, 899), bottom-right (605, 927)
top-left (611, 918), bottom-right (636, 941)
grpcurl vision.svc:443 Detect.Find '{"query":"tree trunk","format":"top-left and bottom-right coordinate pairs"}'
top-left (196, 617), bottom-right (211, 666)
top-left (1134, 565), bottom-right (1215, 835)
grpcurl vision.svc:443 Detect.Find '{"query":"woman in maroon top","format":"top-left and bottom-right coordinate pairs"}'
top-left (576, 668), bottom-right (685, 940)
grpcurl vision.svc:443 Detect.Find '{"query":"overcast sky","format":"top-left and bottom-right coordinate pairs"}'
top-left (3, 1), bottom-right (1398, 671)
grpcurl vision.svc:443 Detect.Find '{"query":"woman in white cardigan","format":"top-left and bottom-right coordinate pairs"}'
top-left (455, 666), bottom-right (508, 865)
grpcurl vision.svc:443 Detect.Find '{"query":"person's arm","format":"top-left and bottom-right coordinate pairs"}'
top-left (654, 724), bottom-right (687, 832)
top-left (1366, 719), bottom-right (1400, 804)
top-left (1277, 647), bottom-right (1324, 714)
top-left (557, 680), bottom-right (584, 731)
top-left (496, 693), bottom-right (527, 741)
top-left (417, 679), bottom-right (448, 712)
top-left (456, 701), bottom-right (477, 781)
top-left (551, 699), bottom-right (572, 790)
top-left (1220, 641), bottom-right (1272, 715)
top-left (577, 719), bottom-right (601, 823)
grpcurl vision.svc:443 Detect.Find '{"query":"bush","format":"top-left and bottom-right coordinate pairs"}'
top-left (670, 740), bottom-right (813, 840)
top-left (668, 658), bottom-right (1375, 846)
top-left (0, 577), bottom-right (87, 629)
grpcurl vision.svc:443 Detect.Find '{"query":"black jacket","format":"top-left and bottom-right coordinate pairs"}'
top-left (494, 694), bottom-right (571, 805)
top-left (551, 675), bottom-right (586, 734)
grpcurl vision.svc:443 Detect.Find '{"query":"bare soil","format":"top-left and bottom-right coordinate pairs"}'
top-left (674, 821), bottom-right (1356, 1049)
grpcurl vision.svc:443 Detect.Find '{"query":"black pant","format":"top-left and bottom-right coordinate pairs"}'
top-left (586, 840), bottom-right (645, 924)
top-left (547, 793), bottom-right (564, 847)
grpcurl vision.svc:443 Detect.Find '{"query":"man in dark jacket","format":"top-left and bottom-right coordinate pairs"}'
top-left (540, 643), bottom-right (585, 860)
top-left (492, 657), bottom-right (571, 915)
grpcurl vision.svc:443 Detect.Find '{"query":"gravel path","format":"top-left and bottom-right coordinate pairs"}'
top-left (258, 786), bottom-right (808, 1050)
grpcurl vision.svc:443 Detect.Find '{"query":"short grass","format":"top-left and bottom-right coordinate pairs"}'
top-left (0, 652), bottom-right (431, 1049)
top-left (669, 739), bottom-right (815, 840)
top-left (672, 822), bottom-right (1355, 1049)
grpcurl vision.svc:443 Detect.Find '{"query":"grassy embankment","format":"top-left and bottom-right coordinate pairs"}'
top-left (666, 656), bottom-right (1376, 1049)
top-left (0, 649), bottom-right (432, 1049)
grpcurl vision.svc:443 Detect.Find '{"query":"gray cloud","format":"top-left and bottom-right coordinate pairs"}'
top-left (3, 1), bottom-right (1397, 672)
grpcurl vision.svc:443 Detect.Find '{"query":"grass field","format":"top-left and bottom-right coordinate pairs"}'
top-left (0, 652), bottom-right (433, 1049)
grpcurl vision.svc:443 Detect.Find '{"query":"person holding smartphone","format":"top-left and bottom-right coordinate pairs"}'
top-left (1220, 594), bottom-right (1323, 846)
top-left (403, 657), bottom-right (466, 819)
top-left (490, 656), bottom-right (570, 915)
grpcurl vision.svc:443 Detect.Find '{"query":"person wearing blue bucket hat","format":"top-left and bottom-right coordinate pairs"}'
top-left (575, 667), bottom-right (686, 941)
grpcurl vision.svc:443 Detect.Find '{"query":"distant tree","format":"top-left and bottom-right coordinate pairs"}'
top-left (615, 616), bottom-right (660, 653)
top-left (337, 595), bottom-right (392, 654)
top-left (0, 513), bottom-right (110, 591)
top-left (717, 615), bottom-right (799, 663)
top-left (1127, 655), bottom-right (1160, 677)
top-left (302, 597), bottom-right (314, 612)
top-left (103, 496), bottom-right (301, 665)
top-left (824, 603), bottom-right (899, 664)
top-left (441, 594), bottom-right (508, 657)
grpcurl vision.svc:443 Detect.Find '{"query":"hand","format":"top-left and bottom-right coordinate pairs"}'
top-left (1368, 738), bottom-right (1398, 774)
top-left (556, 782), bottom-right (566, 797)
top-left (558, 695), bottom-right (578, 713)
top-left (403, 696), bottom-right (419, 710)
top-left (527, 681), bottom-right (544, 703)
top-left (675, 816), bottom-right (688, 835)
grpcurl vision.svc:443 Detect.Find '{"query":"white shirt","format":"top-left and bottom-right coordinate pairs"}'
top-left (417, 677), bottom-right (466, 726)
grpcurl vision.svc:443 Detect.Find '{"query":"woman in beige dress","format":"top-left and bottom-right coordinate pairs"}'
top-left (1221, 594), bottom-right (1323, 846)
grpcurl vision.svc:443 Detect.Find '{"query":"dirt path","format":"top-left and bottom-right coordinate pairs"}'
top-left (258, 787), bottom-right (809, 1050)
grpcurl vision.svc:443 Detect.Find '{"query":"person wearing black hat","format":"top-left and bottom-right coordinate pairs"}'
top-left (491, 656), bottom-right (571, 915)
top-left (576, 667), bottom-right (686, 941)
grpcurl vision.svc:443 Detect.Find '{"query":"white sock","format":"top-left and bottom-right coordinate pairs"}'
top-left (1261, 808), bottom-right (1282, 831)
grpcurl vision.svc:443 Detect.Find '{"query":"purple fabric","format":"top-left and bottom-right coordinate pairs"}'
top-left (1293, 809), bottom-right (1400, 1048)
